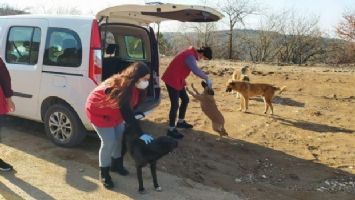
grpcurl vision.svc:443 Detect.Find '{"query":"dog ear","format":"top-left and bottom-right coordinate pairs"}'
top-left (201, 81), bottom-right (207, 88)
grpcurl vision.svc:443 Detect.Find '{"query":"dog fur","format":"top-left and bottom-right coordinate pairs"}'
top-left (123, 124), bottom-right (178, 194)
top-left (225, 80), bottom-right (286, 114)
top-left (232, 65), bottom-right (251, 98)
top-left (186, 82), bottom-right (228, 139)
top-left (232, 65), bottom-right (251, 82)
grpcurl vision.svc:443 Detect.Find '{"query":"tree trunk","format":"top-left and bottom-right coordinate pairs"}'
top-left (229, 25), bottom-right (233, 59)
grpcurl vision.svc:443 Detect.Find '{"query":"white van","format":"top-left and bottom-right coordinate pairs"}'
top-left (0, 4), bottom-right (223, 147)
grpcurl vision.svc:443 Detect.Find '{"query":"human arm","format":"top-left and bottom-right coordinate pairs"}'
top-left (185, 55), bottom-right (208, 80)
top-left (120, 100), bottom-right (153, 144)
top-left (185, 56), bottom-right (212, 88)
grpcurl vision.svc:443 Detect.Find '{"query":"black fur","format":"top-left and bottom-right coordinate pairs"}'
top-left (122, 124), bottom-right (178, 193)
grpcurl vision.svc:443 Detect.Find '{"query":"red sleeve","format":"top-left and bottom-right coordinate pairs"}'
top-left (0, 58), bottom-right (14, 98)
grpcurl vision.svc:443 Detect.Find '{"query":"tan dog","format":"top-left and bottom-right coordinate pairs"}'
top-left (225, 80), bottom-right (286, 115)
top-left (232, 65), bottom-right (251, 81)
top-left (232, 65), bottom-right (250, 98)
top-left (186, 82), bottom-right (228, 139)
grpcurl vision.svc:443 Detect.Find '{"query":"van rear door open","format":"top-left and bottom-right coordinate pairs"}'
top-left (96, 3), bottom-right (223, 114)
top-left (96, 3), bottom-right (224, 25)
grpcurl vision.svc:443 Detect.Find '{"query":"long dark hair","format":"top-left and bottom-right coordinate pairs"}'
top-left (102, 62), bottom-right (150, 108)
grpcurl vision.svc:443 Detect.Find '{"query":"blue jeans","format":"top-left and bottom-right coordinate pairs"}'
top-left (93, 123), bottom-right (125, 167)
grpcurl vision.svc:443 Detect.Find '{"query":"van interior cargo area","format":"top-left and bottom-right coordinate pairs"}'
top-left (100, 24), bottom-right (159, 112)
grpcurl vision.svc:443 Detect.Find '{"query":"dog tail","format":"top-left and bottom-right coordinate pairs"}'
top-left (276, 86), bottom-right (287, 94)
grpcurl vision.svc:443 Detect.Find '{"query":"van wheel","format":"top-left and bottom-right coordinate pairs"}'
top-left (44, 104), bottom-right (87, 147)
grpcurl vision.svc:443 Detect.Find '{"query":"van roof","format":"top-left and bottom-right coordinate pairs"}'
top-left (0, 14), bottom-right (94, 21)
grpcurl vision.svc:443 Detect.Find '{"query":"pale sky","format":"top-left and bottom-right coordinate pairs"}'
top-left (1, 0), bottom-right (354, 35)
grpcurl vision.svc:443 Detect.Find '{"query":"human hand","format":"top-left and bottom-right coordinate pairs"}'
top-left (6, 98), bottom-right (15, 112)
top-left (139, 133), bottom-right (154, 144)
top-left (206, 79), bottom-right (212, 88)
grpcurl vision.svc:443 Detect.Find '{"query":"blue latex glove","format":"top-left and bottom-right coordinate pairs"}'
top-left (206, 79), bottom-right (212, 88)
top-left (139, 134), bottom-right (154, 144)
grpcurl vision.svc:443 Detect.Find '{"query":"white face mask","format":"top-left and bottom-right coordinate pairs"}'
top-left (135, 80), bottom-right (149, 89)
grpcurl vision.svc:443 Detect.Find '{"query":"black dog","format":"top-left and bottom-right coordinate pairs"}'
top-left (122, 124), bottom-right (178, 194)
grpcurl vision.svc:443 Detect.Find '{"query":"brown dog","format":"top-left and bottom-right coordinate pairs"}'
top-left (186, 82), bottom-right (228, 139)
top-left (232, 66), bottom-right (250, 98)
top-left (232, 65), bottom-right (251, 81)
top-left (225, 80), bottom-right (286, 115)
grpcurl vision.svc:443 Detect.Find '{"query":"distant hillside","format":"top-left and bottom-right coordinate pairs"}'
top-left (160, 29), bottom-right (348, 63)
top-left (162, 29), bottom-right (340, 48)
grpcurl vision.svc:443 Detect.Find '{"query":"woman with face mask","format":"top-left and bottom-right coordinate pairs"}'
top-left (85, 62), bottom-right (153, 189)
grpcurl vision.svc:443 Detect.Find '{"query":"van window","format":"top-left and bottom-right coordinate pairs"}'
top-left (124, 36), bottom-right (145, 59)
top-left (6, 26), bottom-right (41, 65)
top-left (43, 28), bottom-right (82, 67)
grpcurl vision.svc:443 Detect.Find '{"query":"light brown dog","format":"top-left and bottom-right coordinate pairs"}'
top-left (225, 80), bottom-right (286, 115)
top-left (186, 82), bottom-right (228, 139)
top-left (232, 65), bottom-right (251, 81)
top-left (232, 66), bottom-right (250, 98)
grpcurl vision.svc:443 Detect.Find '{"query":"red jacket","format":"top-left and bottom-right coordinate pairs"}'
top-left (0, 57), bottom-right (13, 115)
top-left (0, 58), bottom-right (13, 98)
top-left (85, 85), bottom-right (140, 128)
top-left (162, 47), bottom-right (199, 90)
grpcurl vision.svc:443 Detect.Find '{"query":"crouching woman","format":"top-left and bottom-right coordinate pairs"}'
top-left (85, 62), bottom-right (154, 189)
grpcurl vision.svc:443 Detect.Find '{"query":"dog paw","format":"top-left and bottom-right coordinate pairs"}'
top-left (155, 186), bottom-right (162, 192)
top-left (138, 188), bottom-right (147, 194)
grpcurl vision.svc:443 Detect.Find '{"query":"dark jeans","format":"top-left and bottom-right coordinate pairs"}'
top-left (166, 84), bottom-right (189, 127)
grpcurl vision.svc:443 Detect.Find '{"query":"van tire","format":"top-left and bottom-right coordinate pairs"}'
top-left (44, 104), bottom-right (87, 147)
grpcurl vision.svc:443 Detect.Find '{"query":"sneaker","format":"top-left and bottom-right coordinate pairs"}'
top-left (176, 121), bottom-right (193, 129)
top-left (167, 129), bottom-right (184, 139)
top-left (0, 159), bottom-right (13, 172)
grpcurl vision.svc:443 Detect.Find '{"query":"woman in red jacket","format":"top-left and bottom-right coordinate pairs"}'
top-left (85, 62), bottom-right (153, 189)
top-left (0, 57), bottom-right (15, 172)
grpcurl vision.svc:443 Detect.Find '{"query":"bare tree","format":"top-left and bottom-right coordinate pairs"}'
top-left (187, 22), bottom-right (218, 47)
top-left (241, 13), bottom-right (282, 62)
top-left (36, 5), bottom-right (81, 15)
top-left (219, 0), bottom-right (259, 59)
top-left (55, 7), bottom-right (82, 15)
top-left (239, 10), bottom-right (326, 64)
top-left (333, 11), bottom-right (355, 64)
top-left (336, 11), bottom-right (355, 42)
top-left (0, 4), bottom-right (28, 16)
top-left (274, 11), bottom-right (324, 64)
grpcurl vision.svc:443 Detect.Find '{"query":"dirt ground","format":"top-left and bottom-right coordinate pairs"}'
top-left (1, 57), bottom-right (355, 200)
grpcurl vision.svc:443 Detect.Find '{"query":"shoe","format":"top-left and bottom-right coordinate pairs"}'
top-left (176, 120), bottom-right (193, 129)
top-left (111, 157), bottom-right (129, 176)
top-left (167, 129), bottom-right (184, 139)
top-left (0, 159), bottom-right (13, 172)
top-left (100, 167), bottom-right (114, 189)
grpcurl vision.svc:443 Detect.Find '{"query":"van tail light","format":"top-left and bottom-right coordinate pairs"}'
top-left (89, 20), bottom-right (102, 85)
